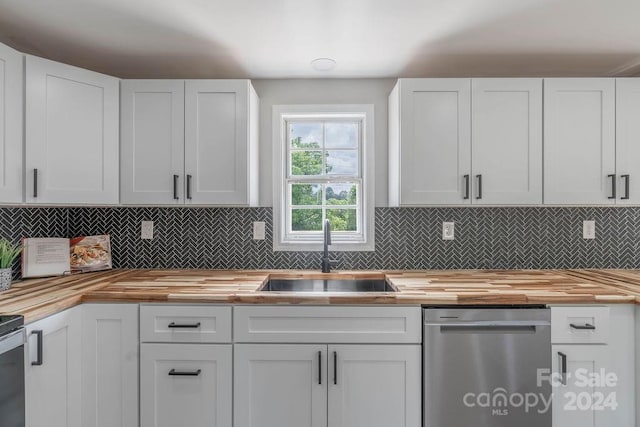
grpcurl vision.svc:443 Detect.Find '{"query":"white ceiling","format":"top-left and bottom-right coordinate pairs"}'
top-left (1, 0), bottom-right (640, 79)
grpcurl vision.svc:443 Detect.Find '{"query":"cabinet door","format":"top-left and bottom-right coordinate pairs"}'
top-left (397, 78), bottom-right (471, 205)
top-left (121, 80), bottom-right (185, 204)
top-left (234, 344), bottom-right (327, 427)
top-left (140, 343), bottom-right (232, 427)
top-left (472, 78), bottom-right (543, 204)
top-left (544, 79), bottom-right (616, 204)
top-left (552, 345), bottom-right (611, 427)
top-left (25, 55), bottom-right (119, 204)
top-left (81, 304), bottom-right (138, 427)
top-left (0, 43), bottom-right (23, 203)
top-left (328, 345), bottom-right (421, 427)
top-left (616, 78), bottom-right (640, 204)
top-left (25, 308), bottom-right (82, 427)
top-left (185, 80), bottom-right (258, 205)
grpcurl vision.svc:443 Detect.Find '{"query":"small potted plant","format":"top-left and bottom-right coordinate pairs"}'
top-left (0, 239), bottom-right (21, 291)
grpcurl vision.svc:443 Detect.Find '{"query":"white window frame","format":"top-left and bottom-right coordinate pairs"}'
top-left (273, 104), bottom-right (375, 251)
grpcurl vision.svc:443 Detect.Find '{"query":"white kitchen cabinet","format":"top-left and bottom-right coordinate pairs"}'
top-left (25, 55), bottom-right (119, 204)
top-left (544, 78), bottom-right (616, 205)
top-left (551, 305), bottom-right (635, 427)
top-left (234, 344), bottom-right (327, 427)
top-left (471, 78), bottom-right (543, 204)
top-left (328, 345), bottom-right (421, 427)
top-left (81, 304), bottom-right (138, 427)
top-left (121, 79), bottom-right (259, 206)
top-left (389, 78), bottom-right (471, 205)
top-left (185, 80), bottom-right (259, 205)
top-left (25, 307), bottom-right (82, 427)
top-left (120, 80), bottom-right (185, 204)
top-left (0, 42), bottom-right (23, 203)
top-left (615, 78), bottom-right (640, 204)
top-left (140, 343), bottom-right (232, 427)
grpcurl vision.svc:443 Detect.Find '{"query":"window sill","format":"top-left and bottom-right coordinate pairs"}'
top-left (273, 240), bottom-right (375, 252)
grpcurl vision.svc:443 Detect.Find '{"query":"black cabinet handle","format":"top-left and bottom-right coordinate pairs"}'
top-left (31, 330), bottom-right (43, 366)
top-left (186, 174), bottom-right (193, 200)
top-left (570, 323), bottom-right (596, 330)
top-left (33, 169), bottom-right (38, 198)
top-left (318, 351), bottom-right (322, 385)
top-left (463, 175), bottom-right (470, 200)
top-left (621, 174), bottom-right (630, 200)
top-left (173, 175), bottom-right (179, 200)
top-left (168, 322), bottom-right (201, 329)
top-left (558, 352), bottom-right (567, 386)
top-left (608, 174), bottom-right (616, 199)
top-left (168, 369), bottom-right (201, 376)
top-left (475, 174), bottom-right (482, 200)
top-left (333, 351), bottom-right (337, 385)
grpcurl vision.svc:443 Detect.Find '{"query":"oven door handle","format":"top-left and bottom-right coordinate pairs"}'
top-left (0, 328), bottom-right (26, 356)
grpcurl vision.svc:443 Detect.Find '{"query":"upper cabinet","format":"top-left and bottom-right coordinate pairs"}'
top-left (120, 80), bottom-right (185, 205)
top-left (615, 78), bottom-right (640, 204)
top-left (471, 79), bottom-right (542, 205)
top-left (25, 55), bottom-right (119, 204)
top-left (389, 78), bottom-right (542, 206)
top-left (121, 79), bottom-right (259, 206)
top-left (0, 43), bottom-right (23, 204)
top-left (544, 79), bottom-right (616, 205)
top-left (389, 79), bottom-right (471, 206)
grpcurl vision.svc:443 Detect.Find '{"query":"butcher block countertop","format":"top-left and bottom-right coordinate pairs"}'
top-left (1, 269), bottom-right (639, 323)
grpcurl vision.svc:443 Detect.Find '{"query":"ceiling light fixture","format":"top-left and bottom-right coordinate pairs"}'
top-left (311, 58), bottom-right (336, 72)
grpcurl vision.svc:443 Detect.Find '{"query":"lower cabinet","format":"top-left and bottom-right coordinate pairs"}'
top-left (140, 343), bottom-right (232, 427)
top-left (81, 304), bottom-right (139, 427)
top-left (25, 307), bottom-right (82, 427)
top-left (234, 344), bottom-right (421, 427)
top-left (551, 305), bottom-right (635, 427)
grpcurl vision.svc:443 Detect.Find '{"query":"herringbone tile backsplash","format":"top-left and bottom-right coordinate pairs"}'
top-left (2, 206), bottom-right (639, 279)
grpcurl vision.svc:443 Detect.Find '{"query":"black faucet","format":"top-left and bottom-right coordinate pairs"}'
top-left (321, 219), bottom-right (336, 273)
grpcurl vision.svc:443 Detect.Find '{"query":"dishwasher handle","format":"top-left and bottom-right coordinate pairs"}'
top-left (439, 324), bottom-right (539, 333)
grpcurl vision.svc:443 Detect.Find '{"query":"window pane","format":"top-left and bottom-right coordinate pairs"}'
top-left (326, 150), bottom-right (358, 175)
top-left (326, 183), bottom-right (357, 205)
top-left (291, 209), bottom-right (323, 231)
top-left (290, 123), bottom-right (322, 149)
top-left (291, 151), bottom-right (323, 175)
top-left (327, 209), bottom-right (358, 232)
top-left (291, 184), bottom-right (322, 205)
top-left (325, 122), bottom-right (358, 149)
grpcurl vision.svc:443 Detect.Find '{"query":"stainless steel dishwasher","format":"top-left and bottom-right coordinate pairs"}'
top-left (424, 307), bottom-right (551, 427)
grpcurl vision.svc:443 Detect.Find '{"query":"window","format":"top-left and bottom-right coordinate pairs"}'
top-left (273, 105), bottom-right (374, 251)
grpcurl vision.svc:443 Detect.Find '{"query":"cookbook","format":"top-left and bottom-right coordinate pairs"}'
top-left (22, 235), bottom-right (112, 278)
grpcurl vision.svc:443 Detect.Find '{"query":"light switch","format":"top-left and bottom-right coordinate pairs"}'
top-left (141, 221), bottom-right (154, 239)
top-left (583, 220), bottom-right (595, 239)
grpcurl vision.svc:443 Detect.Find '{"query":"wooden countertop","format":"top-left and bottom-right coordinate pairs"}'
top-left (0, 269), bottom-right (638, 323)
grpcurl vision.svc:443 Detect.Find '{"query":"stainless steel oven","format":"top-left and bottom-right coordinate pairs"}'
top-left (424, 307), bottom-right (551, 427)
top-left (0, 315), bottom-right (26, 427)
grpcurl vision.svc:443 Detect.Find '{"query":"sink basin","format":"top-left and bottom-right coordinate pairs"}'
top-left (260, 279), bottom-right (396, 293)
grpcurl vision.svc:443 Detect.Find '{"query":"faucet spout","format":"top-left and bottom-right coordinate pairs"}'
top-left (321, 219), bottom-right (333, 273)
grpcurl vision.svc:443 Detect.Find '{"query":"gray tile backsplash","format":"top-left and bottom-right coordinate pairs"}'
top-left (2, 206), bottom-right (639, 280)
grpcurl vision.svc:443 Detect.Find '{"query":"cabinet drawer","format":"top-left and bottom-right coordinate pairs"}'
top-left (234, 306), bottom-right (421, 343)
top-left (140, 305), bottom-right (232, 343)
top-left (551, 306), bottom-right (610, 344)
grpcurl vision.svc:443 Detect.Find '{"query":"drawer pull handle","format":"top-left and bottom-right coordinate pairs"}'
top-left (570, 323), bottom-right (595, 330)
top-left (169, 369), bottom-right (201, 376)
top-left (558, 352), bottom-right (567, 386)
top-left (168, 322), bottom-right (201, 329)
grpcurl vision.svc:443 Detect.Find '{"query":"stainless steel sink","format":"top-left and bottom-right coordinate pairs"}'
top-left (260, 279), bottom-right (396, 293)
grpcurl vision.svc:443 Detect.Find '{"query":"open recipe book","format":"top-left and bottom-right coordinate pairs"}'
top-left (22, 235), bottom-right (112, 278)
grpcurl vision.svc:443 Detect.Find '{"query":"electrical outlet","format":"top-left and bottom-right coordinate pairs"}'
top-left (583, 220), bottom-right (596, 239)
top-left (443, 222), bottom-right (455, 240)
top-left (141, 221), bottom-right (154, 240)
top-left (253, 221), bottom-right (266, 240)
